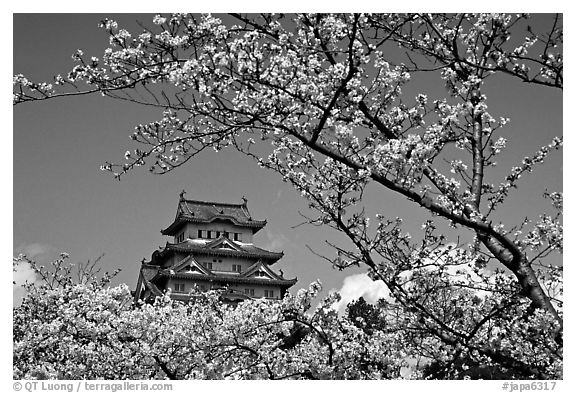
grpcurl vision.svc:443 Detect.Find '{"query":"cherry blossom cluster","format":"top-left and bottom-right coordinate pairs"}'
top-left (14, 257), bottom-right (409, 379)
top-left (14, 252), bottom-right (562, 379)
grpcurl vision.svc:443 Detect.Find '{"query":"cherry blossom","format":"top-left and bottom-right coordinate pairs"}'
top-left (14, 14), bottom-right (562, 379)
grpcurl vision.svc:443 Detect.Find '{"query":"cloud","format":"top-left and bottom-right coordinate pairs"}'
top-left (14, 243), bottom-right (55, 259)
top-left (13, 258), bottom-right (41, 306)
top-left (331, 273), bottom-right (390, 313)
top-left (13, 243), bottom-right (55, 306)
top-left (13, 260), bottom-right (39, 285)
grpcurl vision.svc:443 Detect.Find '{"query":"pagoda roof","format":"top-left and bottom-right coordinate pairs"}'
top-left (171, 254), bottom-right (215, 276)
top-left (138, 257), bottom-right (297, 301)
top-left (136, 264), bottom-right (163, 298)
top-left (155, 258), bottom-right (297, 287)
top-left (158, 270), bottom-right (297, 287)
top-left (241, 259), bottom-right (287, 281)
top-left (140, 263), bottom-right (161, 281)
top-left (161, 197), bottom-right (267, 235)
top-left (152, 237), bottom-right (284, 264)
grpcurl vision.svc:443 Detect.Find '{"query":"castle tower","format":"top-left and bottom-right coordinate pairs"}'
top-left (134, 192), bottom-right (297, 303)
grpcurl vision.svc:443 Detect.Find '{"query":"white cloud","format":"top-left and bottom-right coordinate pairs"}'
top-left (331, 273), bottom-right (390, 313)
top-left (13, 260), bottom-right (39, 285)
top-left (13, 243), bottom-right (55, 306)
top-left (14, 243), bottom-right (55, 259)
top-left (13, 259), bottom-right (40, 306)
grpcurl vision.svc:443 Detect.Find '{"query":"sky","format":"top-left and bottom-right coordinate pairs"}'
top-left (12, 13), bottom-right (563, 309)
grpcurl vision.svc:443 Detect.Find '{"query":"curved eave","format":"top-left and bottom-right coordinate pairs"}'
top-left (137, 269), bottom-right (164, 298)
top-left (220, 291), bottom-right (252, 301)
top-left (161, 216), bottom-right (267, 235)
top-left (160, 219), bottom-right (187, 236)
top-left (166, 243), bottom-right (284, 262)
top-left (149, 247), bottom-right (175, 265)
top-left (159, 271), bottom-right (297, 287)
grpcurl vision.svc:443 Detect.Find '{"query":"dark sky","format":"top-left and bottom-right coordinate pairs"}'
top-left (12, 14), bottom-right (563, 305)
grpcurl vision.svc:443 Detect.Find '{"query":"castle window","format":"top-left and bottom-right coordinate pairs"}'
top-left (216, 231), bottom-right (220, 238)
top-left (244, 288), bottom-right (254, 296)
top-left (198, 229), bottom-right (203, 238)
top-left (264, 290), bottom-right (274, 298)
top-left (224, 231), bottom-right (229, 239)
top-left (176, 233), bottom-right (185, 243)
top-left (234, 233), bottom-right (241, 241)
top-left (232, 264), bottom-right (242, 273)
top-left (202, 262), bottom-right (213, 269)
top-left (174, 283), bottom-right (185, 293)
top-left (207, 230), bottom-right (212, 239)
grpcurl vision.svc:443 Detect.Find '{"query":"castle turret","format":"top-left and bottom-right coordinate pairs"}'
top-left (134, 193), bottom-right (296, 303)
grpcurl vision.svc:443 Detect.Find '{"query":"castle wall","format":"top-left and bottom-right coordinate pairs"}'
top-left (194, 255), bottom-right (253, 273)
top-left (175, 221), bottom-right (254, 243)
top-left (168, 277), bottom-right (282, 300)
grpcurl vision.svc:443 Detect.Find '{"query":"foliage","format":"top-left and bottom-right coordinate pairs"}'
top-left (13, 253), bottom-right (562, 380)
top-left (346, 296), bottom-right (387, 334)
top-left (13, 253), bottom-right (120, 289)
top-left (14, 13), bottom-right (563, 379)
top-left (14, 256), bottom-right (407, 379)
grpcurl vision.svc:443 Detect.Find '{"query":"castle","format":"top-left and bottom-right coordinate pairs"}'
top-left (134, 191), bottom-right (297, 303)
